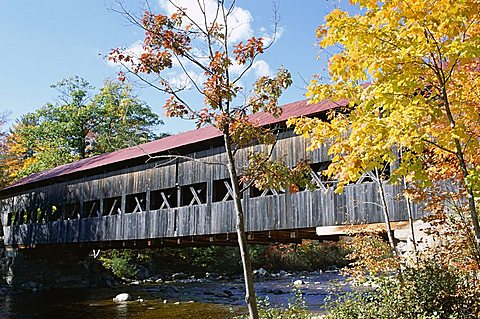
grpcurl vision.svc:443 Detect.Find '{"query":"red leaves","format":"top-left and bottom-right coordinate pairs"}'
top-left (142, 11), bottom-right (190, 56)
top-left (108, 10), bottom-right (191, 82)
top-left (117, 71), bottom-right (126, 82)
top-left (234, 37), bottom-right (264, 65)
top-left (203, 52), bottom-right (237, 109)
top-left (195, 107), bottom-right (218, 128)
top-left (164, 96), bottom-right (188, 118)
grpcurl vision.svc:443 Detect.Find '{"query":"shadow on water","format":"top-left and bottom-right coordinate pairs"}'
top-left (0, 288), bottom-right (240, 319)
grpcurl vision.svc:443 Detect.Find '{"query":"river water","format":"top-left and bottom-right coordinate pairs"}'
top-left (0, 271), bottom-right (349, 319)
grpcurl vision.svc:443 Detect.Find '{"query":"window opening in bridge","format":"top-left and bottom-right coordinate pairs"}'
top-left (126, 192), bottom-right (146, 214)
top-left (379, 163), bottom-right (391, 180)
top-left (83, 200), bottom-right (100, 218)
top-left (65, 203), bottom-right (80, 219)
top-left (150, 188), bottom-right (177, 210)
top-left (25, 209), bottom-right (34, 224)
top-left (103, 196), bottom-right (122, 216)
top-left (353, 164), bottom-right (390, 185)
top-left (49, 205), bottom-right (62, 221)
top-left (213, 179), bottom-right (241, 202)
top-left (21, 210), bottom-right (29, 224)
top-left (310, 161), bottom-right (334, 190)
top-left (14, 210), bottom-right (24, 225)
top-left (250, 186), bottom-right (285, 198)
top-left (36, 207), bottom-right (48, 224)
top-left (354, 173), bottom-right (374, 184)
top-left (7, 210), bottom-right (16, 226)
top-left (12, 209), bottom-right (28, 226)
top-left (180, 182), bottom-right (207, 206)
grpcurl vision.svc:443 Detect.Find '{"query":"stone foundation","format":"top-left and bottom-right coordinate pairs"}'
top-left (1, 246), bottom-right (114, 290)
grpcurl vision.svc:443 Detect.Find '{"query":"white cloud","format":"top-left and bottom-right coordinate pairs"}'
top-left (229, 59), bottom-right (244, 77)
top-left (159, 0), bottom-right (253, 43)
top-left (168, 70), bottom-right (205, 90)
top-left (227, 59), bottom-right (272, 82)
top-left (252, 60), bottom-right (272, 77)
top-left (261, 26), bottom-right (284, 46)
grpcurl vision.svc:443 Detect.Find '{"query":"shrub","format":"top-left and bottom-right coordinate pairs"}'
top-left (99, 249), bottom-right (146, 279)
top-left (98, 240), bottom-right (350, 279)
top-left (107, 256), bottom-right (138, 279)
top-left (237, 289), bottom-right (311, 319)
top-left (262, 240), bottom-right (350, 272)
top-left (324, 264), bottom-right (480, 319)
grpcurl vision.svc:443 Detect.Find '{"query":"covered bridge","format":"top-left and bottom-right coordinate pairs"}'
top-left (0, 99), bottom-right (421, 249)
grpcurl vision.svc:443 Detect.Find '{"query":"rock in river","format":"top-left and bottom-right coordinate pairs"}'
top-left (293, 279), bottom-right (305, 287)
top-left (253, 268), bottom-right (269, 277)
top-left (113, 293), bottom-right (132, 302)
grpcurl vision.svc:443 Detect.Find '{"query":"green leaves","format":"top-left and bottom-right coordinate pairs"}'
top-left (249, 68), bottom-right (292, 118)
top-left (241, 154), bottom-right (315, 194)
top-left (4, 77), bottom-right (161, 181)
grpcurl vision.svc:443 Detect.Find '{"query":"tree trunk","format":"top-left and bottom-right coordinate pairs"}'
top-left (403, 177), bottom-right (418, 263)
top-left (438, 83), bottom-right (480, 255)
top-left (223, 132), bottom-right (259, 319)
top-left (374, 168), bottom-right (398, 256)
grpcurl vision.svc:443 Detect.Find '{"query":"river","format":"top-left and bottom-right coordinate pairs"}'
top-left (0, 271), bottom-right (349, 318)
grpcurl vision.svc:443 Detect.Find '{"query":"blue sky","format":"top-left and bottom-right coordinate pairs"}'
top-left (0, 0), bottom-right (347, 134)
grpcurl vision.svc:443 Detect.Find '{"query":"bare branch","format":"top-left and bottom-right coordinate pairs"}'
top-left (421, 138), bottom-right (457, 155)
top-left (137, 145), bottom-right (227, 167)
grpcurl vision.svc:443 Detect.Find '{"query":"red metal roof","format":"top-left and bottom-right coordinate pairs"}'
top-left (4, 98), bottom-right (343, 191)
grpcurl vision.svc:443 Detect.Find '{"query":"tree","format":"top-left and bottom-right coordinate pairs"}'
top-left (109, 2), bottom-right (312, 317)
top-left (4, 77), bottom-right (162, 180)
top-left (0, 111), bottom-right (11, 189)
top-left (288, 0), bottom-right (480, 252)
top-left (89, 79), bottom-right (163, 155)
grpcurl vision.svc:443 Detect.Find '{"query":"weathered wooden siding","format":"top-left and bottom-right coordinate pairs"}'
top-left (2, 183), bottom-right (422, 246)
top-left (1, 133), bottom-right (422, 247)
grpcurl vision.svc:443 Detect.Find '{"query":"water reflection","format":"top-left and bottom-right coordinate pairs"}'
top-left (115, 303), bottom-right (129, 318)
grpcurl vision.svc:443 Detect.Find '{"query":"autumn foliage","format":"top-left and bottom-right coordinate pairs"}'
top-left (109, 3), bottom-right (312, 317)
top-left (290, 1), bottom-right (480, 317)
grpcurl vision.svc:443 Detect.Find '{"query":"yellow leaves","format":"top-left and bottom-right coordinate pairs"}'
top-left (289, 0), bottom-right (480, 199)
top-left (315, 26), bottom-right (327, 39)
top-left (350, 0), bottom-right (381, 10)
top-left (3, 126), bottom-right (39, 182)
top-left (287, 115), bottom-right (348, 153)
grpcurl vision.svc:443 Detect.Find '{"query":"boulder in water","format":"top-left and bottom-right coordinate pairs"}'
top-left (253, 268), bottom-right (269, 277)
top-left (113, 293), bottom-right (131, 302)
top-left (293, 279), bottom-right (305, 287)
